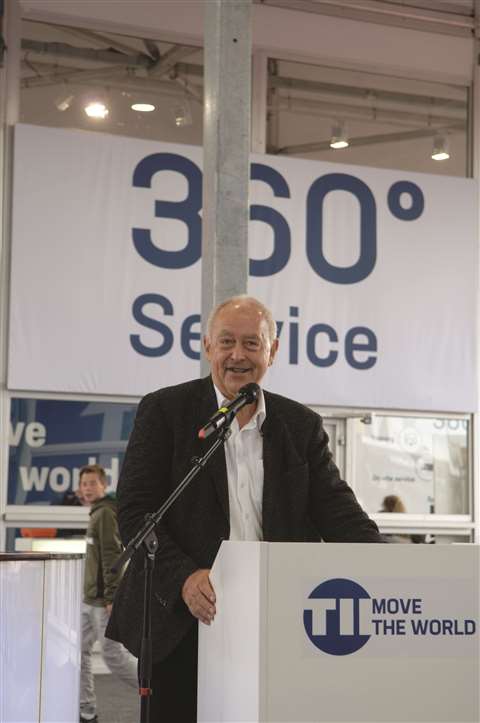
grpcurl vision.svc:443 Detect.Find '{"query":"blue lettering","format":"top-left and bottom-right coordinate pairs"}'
top-left (411, 619), bottom-right (428, 635)
top-left (372, 599), bottom-right (386, 615)
top-left (130, 293), bottom-right (174, 357)
top-left (345, 326), bottom-right (377, 370)
top-left (412, 598), bottom-right (422, 614)
top-left (306, 173), bottom-right (377, 284)
top-left (249, 163), bottom-right (291, 276)
top-left (465, 620), bottom-right (476, 634)
top-left (181, 314), bottom-right (201, 360)
top-left (388, 181), bottom-right (424, 221)
top-left (132, 153), bottom-right (202, 269)
top-left (306, 323), bottom-right (338, 367)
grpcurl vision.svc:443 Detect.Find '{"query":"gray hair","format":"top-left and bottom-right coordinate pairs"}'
top-left (205, 295), bottom-right (277, 344)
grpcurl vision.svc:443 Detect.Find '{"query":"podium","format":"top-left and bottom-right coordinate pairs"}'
top-left (198, 541), bottom-right (479, 723)
top-left (0, 553), bottom-right (82, 723)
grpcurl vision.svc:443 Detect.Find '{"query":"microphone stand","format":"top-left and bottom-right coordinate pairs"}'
top-left (112, 422), bottom-right (233, 723)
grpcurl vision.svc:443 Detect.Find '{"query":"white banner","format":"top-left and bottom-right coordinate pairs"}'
top-left (8, 124), bottom-right (478, 411)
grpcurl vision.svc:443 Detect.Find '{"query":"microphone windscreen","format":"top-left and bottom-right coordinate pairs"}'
top-left (238, 382), bottom-right (260, 403)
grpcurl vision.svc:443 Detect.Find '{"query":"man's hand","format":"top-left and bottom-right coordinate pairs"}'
top-left (105, 603), bottom-right (113, 615)
top-left (182, 569), bottom-right (216, 625)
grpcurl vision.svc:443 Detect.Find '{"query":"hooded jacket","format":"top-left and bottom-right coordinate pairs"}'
top-left (84, 494), bottom-right (124, 606)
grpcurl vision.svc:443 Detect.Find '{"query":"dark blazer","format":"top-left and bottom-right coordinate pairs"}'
top-left (106, 376), bottom-right (382, 660)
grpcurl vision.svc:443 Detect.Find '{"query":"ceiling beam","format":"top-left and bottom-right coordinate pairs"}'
top-left (148, 45), bottom-right (199, 77)
top-left (143, 38), bottom-right (161, 61)
top-left (54, 25), bottom-right (150, 58)
top-left (275, 124), bottom-right (465, 155)
top-left (21, 64), bottom-right (128, 89)
top-left (275, 95), bottom-right (465, 128)
top-left (21, 39), bottom-right (151, 68)
top-left (255, 0), bottom-right (474, 37)
top-left (271, 75), bottom-right (467, 112)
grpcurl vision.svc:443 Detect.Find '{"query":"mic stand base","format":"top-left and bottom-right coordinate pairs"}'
top-left (139, 528), bottom-right (158, 723)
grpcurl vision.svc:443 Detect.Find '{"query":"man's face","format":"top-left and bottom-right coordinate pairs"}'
top-left (204, 302), bottom-right (278, 400)
top-left (79, 472), bottom-right (107, 504)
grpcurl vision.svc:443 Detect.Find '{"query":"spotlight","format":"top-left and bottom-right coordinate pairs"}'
top-left (84, 101), bottom-right (109, 119)
top-left (330, 121), bottom-right (349, 149)
top-left (54, 93), bottom-right (74, 112)
top-left (172, 100), bottom-right (192, 127)
top-left (131, 103), bottom-right (155, 112)
top-left (431, 134), bottom-right (450, 161)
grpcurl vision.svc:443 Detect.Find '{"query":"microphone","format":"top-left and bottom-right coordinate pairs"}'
top-left (198, 383), bottom-right (260, 439)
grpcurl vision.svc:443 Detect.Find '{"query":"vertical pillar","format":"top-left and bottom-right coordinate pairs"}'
top-left (0, 0), bottom-right (21, 550)
top-left (471, 1), bottom-right (480, 542)
top-left (201, 0), bottom-right (252, 373)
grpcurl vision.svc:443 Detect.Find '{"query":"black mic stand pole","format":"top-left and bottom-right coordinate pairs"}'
top-left (112, 422), bottom-right (233, 723)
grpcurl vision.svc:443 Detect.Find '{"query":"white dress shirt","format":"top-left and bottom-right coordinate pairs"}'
top-left (213, 384), bottom-right (266, 541)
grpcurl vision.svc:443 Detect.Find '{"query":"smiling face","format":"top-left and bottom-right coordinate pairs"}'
top-left (204, 300), bottom-right (278, 400)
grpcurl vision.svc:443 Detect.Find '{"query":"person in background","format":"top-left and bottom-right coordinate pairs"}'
top-left (379, 494), bottom-right (425, 543)
top-left (380, 494), bottom-right (406, 514)
top-left (79, 464), bottom-right (137, 723)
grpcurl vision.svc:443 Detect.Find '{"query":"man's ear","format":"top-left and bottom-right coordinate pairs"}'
top-left (203, 335), bottom-right (211, 358)
top-left (269, 338), bottom-right (279, 366)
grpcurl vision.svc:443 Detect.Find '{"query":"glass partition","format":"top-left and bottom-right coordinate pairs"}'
top-left (349, 414), bottom-right (470, 516)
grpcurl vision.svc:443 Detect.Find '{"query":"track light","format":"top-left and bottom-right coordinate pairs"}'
top-left (131, 103), bottom-right (155, 112)
top-left (431, 134), bottom-right (450, 161)
top-left (330, 121), bottom-right (349, 149)
top-left (54, 93), bottom-right (74, 112)
top-left (172, 99), bottom-right (192, 127)
top-left (84, 101), bottom-right (109, 119)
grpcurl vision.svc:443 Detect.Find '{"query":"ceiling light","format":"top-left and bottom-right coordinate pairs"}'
top-left (173, 100), bottom-right (192, 127)
top-left (431, 134), bottom-right (450, 161)
top-left (131, 103), bottom-right (155, 112)
top-left (330, 121), bottom-right (349, 149)
top-left (54, 93), bottom-right (74, 112)
top-left (84, 101), bottom-right (109, 119)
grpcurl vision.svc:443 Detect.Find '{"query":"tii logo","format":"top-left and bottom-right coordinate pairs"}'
top-left (303, 578), bottom-right (477, 656)
top-left (304, 578), bottom-right (371, 655)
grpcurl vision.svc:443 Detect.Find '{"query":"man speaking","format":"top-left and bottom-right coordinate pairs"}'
top-left (107, 295), bottom-right (383, 722)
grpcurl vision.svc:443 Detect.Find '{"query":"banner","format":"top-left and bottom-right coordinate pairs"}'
top-left (8, 124), bottom-right (478, 411)
top-left (8, 398), bottom-right (136, 505)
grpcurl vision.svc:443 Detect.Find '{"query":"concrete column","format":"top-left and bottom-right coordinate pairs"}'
top-left (471, 3), bottom-right (480, 542)
top-left (0, 0), bottom-right (22, 550)
top-left (201, 0), bottom-right (252, 373)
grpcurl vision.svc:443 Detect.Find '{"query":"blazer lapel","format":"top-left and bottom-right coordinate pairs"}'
top-left (261, 393), bottom-right (287, 540)
top-left (195, 377), bottom-right (230, 523)
top-left (261, 391), bottom-right (307, 540)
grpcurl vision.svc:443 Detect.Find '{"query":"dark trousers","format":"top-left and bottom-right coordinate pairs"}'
top-left (148, 623), bottom-right (198, 723)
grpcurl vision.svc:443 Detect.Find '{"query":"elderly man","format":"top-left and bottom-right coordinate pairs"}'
top-left (107, 295), bottom-right (382, 722)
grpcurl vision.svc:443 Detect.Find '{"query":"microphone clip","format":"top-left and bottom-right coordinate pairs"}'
top-left (198, 382), bottom-right (260, 440)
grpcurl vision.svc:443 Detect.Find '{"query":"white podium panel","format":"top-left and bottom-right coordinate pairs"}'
top-left (0, 554), bottom-right (82, 723)
top-left (0, 559), bottom-right (44, 723)
top-left (41, 557), bottom-right (83, 722)
top-left (198, 542), bottom-right (479, 723)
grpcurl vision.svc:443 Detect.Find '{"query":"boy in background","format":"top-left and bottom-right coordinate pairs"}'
top-left (79, 464), bottom-right (138, 723)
